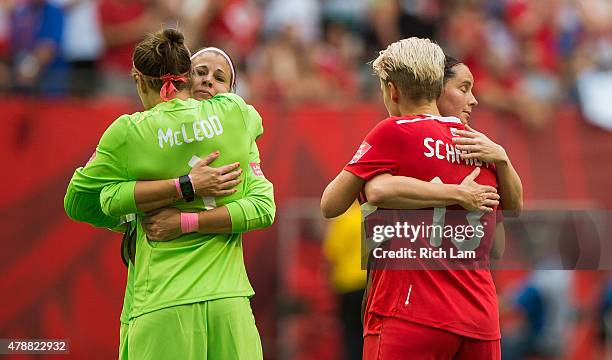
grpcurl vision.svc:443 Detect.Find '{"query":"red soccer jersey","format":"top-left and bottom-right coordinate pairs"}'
top-left (344, 114), bottom-right (501, 340)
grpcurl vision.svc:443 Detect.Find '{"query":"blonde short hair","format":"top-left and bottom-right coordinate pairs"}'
top-left (372, 37), bottom-right (445, 101)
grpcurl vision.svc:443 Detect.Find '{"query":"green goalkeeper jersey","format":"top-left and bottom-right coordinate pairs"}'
top-left (64, 93), bottom-right (275, 321)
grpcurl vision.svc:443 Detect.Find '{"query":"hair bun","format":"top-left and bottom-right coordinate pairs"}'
top-left (163, 28), bottom-right (184, 47)
top-left (134, 27), bottom-right (191, 82)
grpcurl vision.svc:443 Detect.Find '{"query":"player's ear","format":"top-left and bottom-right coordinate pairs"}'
top-left (388, 81), bottom-right (400, 103)
top-left (135, 75), bottom-right (148, 95)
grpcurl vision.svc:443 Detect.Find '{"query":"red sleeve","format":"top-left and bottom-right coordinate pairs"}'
top-left (344, 119), bottom-right (400, 181)
top-left (490, 163), bottom-right (504, 223)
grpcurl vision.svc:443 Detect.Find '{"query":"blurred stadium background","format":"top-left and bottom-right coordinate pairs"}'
top-left (1, 0), bottom-right (612, 359)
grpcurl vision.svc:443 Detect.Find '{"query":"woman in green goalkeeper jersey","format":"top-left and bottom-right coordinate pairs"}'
top-left (133, 46), bottom-right (253, 242)
top-left (65, 29), bottom-right (273, 360)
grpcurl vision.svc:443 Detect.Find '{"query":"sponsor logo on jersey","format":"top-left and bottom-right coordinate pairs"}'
top-left (349, 141), bottom-right (372, 164)
top-left (250, 162), bottom-right (264, 177)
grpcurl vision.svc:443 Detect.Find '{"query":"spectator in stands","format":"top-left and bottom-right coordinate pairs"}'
top-left (501, 270), bottom-right (573, 360)
top-left (321, 0), bottom-right (368, 32)
top-left (310, 19), bottom-right (361, 102)
top-left (51, 0), bottom-right (103, 96)
top-left (9, 0), bottom-right (65, 95)
top-left (1, 0), bottom-right (608, 133)
top-left (97, 0), bottom-right (172, 96)
top-left (598, 279), bottom-right (612, 358)
top-left (572, 0), bottom-right (612, 130)
top-left (506, 0), bottom-right (562, 128)
top-left (0, 2), bottom-right (10, 91)
top-left (195, 0), bottom-right (261, 61)
top-left (367, 0), bottom-right (440, 53)
top-left (263, 0), bottom-right (321, 45)
top-left (247, 32), bottom-right (327, 103)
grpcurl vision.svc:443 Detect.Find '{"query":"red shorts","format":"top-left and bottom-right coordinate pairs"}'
top-left (363, 316), bottom-right (500, 360)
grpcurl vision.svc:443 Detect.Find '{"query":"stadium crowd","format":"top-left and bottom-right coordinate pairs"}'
top-left (0, 0), bottom-right (610, 129)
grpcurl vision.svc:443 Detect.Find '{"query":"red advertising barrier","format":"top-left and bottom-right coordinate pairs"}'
top-left (1, 97), bottom-right (611, 359)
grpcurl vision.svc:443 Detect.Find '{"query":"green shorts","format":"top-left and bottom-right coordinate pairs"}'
top-left (126, 297), bottom-right (262, 360)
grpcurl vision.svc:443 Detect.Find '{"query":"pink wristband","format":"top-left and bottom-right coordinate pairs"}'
top-left (180, 213), bottom-right (199, 233)
top-left (187, 213), bottom-right (199, 232)
top-left (174, 178), bottom-right (183, 199)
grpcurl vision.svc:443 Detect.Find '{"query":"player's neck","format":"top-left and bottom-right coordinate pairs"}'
top-left (174, 90), bottom-right (190, 101)
top-left (143, 90), bottom-right (191, 110)
top-left (397, 100), bottom-right (440, 118)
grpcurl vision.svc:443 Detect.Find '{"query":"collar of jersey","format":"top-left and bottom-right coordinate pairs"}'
top-left (151, 97), bottom-right (196, 111)
top-left (395, 113), bottom-right (462, 124)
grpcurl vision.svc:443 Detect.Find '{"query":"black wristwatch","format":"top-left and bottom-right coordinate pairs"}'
top-left (179, 175), bottom-right (195, 202)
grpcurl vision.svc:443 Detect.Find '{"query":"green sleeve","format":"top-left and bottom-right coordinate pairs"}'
top-left (224, 145), bottom-right (275, 233)
top-left (244, 105), bottom-right (264, 142)
top-left (64, 113), bottom-right (135, 227)
top-left (66, 114), bottom-right (138, 219)
top-left (95, 116), bottom-right (138, 217)
top-left (64, 169), bottom-right (122, 229)
top-left (224, 104), bottom-right (275, 233)
top-left (100, 181), bottom-right (138, 218)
